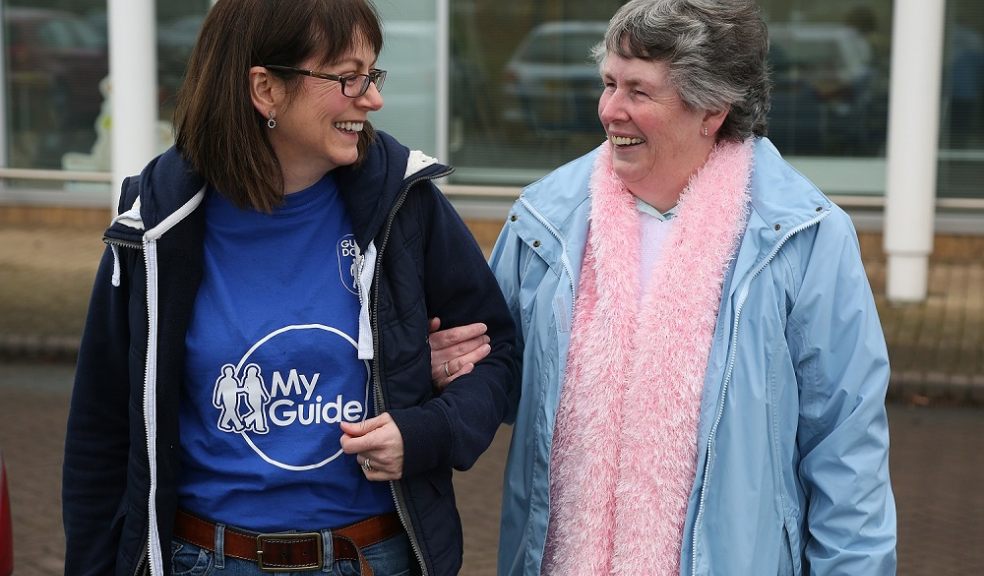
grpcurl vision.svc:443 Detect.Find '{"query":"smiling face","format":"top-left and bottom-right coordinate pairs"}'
top-left (598, 52), bottom-right (719, 208)
top-left (263, 39), bottom-right (383, 192)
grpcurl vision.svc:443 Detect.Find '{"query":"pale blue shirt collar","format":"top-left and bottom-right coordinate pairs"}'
top-left (635, 197), bottom-right (677, 221)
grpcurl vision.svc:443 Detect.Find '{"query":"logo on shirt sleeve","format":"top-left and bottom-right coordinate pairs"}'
top-left (338, 234), bottom-right (360, 295)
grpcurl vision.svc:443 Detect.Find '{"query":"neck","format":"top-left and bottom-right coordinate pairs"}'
top-left (627, 143), bottom-right (716, 211)
top-left (281, 162), bottom-right (335, 195)
top-left (627, 179), bottom-right (686, 212)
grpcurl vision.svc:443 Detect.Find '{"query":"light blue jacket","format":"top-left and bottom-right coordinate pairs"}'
top-left (489, 138), bottom-right (896, 575)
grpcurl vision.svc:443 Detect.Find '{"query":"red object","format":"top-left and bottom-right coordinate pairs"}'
top-left (0, 452), bottom-right (12, 576)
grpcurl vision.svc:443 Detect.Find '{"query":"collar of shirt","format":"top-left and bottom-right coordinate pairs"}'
top-left (635, 197), bottom-right (677, 221)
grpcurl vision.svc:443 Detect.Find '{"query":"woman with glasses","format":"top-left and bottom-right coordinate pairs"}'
top-left (62, 1), bottom-right (517, 575)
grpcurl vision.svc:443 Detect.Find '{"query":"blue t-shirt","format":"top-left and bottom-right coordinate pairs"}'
top-left (179, 175), bottom-right (394, 531)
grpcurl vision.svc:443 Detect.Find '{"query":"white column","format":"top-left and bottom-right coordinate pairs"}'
top-left (108, 0), bottom-right (158, 212)
top-left (436, 0), bottom-right (450, 165)
top-left (883, 0), bottom-right (947, 302)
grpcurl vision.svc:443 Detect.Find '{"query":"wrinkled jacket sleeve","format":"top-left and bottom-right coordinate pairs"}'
top-left (63, 247), bottom-right (134, 571)
top-left (487, 216), bottom-right (526, 424)
top-left (786, 210), bottom-right (897, 575)
top-left (389, 183), bottom-right (519, 476)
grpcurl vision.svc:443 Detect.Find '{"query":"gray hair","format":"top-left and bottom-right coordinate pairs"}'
top-left (593, 0), bottom-right (770, 142)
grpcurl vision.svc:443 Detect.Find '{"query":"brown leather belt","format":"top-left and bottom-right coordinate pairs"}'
top-left (173, 509), bottom-right (403, 574)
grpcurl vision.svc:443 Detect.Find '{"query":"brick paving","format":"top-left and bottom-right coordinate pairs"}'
top-left (2, 363), bottom-right (983, 575)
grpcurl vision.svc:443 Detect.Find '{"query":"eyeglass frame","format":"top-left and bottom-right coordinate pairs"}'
top-left (263, 64), bottom-right (387, 98)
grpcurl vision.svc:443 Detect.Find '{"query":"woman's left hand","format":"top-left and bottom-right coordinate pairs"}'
top-left (428, 317), bottom-right (491, 391)
top-left (340, 414), bottom-right (404, 481)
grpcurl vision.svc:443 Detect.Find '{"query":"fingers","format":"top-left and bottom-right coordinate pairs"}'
top-left (356, 452), bottom-right (401, 481)
top-left (428, 321), bottom-right (488, 352)
top-left (431, 339), bottom-right (491, 392)
top-left (431, 337), bottom-right (491, 388)
top-left (428, 319), bottom-right (491, 387)
top-left (340, 414), bottom-right (388, 440)
top-left (342, 414), bottom-right (404, 481)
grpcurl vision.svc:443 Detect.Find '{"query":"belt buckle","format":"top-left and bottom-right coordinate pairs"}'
top-left (256, 532), bottom-right (324, 572)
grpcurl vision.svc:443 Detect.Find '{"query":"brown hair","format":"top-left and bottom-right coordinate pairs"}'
top-left (174, 0), bottom-right (383, 212)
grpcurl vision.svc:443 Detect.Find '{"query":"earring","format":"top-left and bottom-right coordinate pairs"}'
top-left (702, 126), bottom-right (709, 137)
top-left (267, 112), bottom-right (277, 129)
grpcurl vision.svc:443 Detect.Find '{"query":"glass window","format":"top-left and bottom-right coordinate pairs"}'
top-left (449, 0), bottom-right (894, 195)
top-left (449, 1), bottom-right (621, 185)
top-left (3, 3), bottom-right (109, 170)
top-left (158, 11), bottom-right (208, 127)
top-left (0, 0), bottom-right (208, 180)
top-left (938, 0), bottom-right (984, 200)
top-left (762, 2), bottom-right (891, 161)
top-left (373, 0), bottom-right (438, 155)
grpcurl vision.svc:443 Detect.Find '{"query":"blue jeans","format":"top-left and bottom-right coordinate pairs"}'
top-left (169, 532), bottom-right (413, 576)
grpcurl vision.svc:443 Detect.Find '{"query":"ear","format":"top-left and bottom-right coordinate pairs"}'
top-left (249, 65), bottom-right (283, 117)
top-left (702, 106), bottom-right (730, 136)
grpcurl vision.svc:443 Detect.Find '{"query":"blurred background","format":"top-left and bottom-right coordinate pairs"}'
top-left (0, 0), bottom-right (979, 201)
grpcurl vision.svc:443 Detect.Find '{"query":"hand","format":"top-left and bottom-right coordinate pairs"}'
top-left (428, 317), bottom-right (491, 391)
top-left (340, 414), bottom-right (404, 481)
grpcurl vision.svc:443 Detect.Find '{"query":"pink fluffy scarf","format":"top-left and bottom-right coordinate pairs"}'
top-left (542, 139), bottom-right (753, 575)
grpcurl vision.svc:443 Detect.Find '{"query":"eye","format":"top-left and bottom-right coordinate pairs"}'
top-left (632, 89), bottom-right (649, 98)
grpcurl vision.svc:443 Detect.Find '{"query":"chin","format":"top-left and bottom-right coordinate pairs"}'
top-left (611, 162), bottom-right (643, 185)
top-left (327, 151), bottom-right (359, 169)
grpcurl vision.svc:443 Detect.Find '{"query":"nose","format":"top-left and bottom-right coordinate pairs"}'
top-left (598, 90), bottom-right (627, 126)
top-left (357, 82), bottom-right (383, 111)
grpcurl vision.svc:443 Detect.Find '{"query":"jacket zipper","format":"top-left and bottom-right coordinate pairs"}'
top-left (141, 238), bottom-right (161, 576)
top-left (105, 237), bottom-right (144, 251)
top-left (370, 167), bottom-right (452, 576)
top-left (103, 236), bottom-right (155, 576)
top-left (690, 212), bottom-right (828, 576)
top-left (132, 544), bottom-right (148, 576)
top-left (516, 196), bottom-right (578, 566)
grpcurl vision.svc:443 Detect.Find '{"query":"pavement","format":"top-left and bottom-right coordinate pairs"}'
top-left (1, 215), bottom-right (983, 575)
top-left (2, 362), bottom-right (983, 575)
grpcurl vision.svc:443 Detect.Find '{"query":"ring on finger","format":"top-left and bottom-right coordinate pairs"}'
top-left (443, 360), bottom-right (452, 378)
top-left (362, 457), bottom-right (373, 473)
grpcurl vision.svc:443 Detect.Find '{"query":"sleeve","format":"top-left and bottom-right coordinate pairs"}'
top-left (62, 189), bottom-right (136, 575)
top-left (786, 210), bottom-right (897, 575)
top-left (387, 183), bottom-right (520, 475)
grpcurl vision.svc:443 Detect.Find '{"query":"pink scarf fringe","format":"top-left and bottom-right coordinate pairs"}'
top-left (543, 139), bottom-right (753, 575)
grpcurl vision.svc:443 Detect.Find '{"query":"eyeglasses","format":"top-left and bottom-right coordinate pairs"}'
top-left (264, 64), bottom-right (387, 98)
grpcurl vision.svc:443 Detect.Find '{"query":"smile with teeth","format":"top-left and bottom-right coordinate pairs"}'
top-left (335, 121), bottom-right (364, 133)
top-left (610, 135), bottom-right (646, 147)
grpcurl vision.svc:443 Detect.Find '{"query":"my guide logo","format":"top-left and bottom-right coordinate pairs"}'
top-left (212, 324), bottom-right (370, 471)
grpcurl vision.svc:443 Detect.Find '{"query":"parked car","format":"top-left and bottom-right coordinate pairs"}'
top-left (767, 23), bottom-right (880, 155)
top-left (500, 21), bottom-right (607, 136)
top-left (0, 451), bottom-right (12, 576)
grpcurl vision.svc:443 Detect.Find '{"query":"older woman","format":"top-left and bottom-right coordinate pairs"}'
top-left (434, 0), bottom-right (896, 574)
